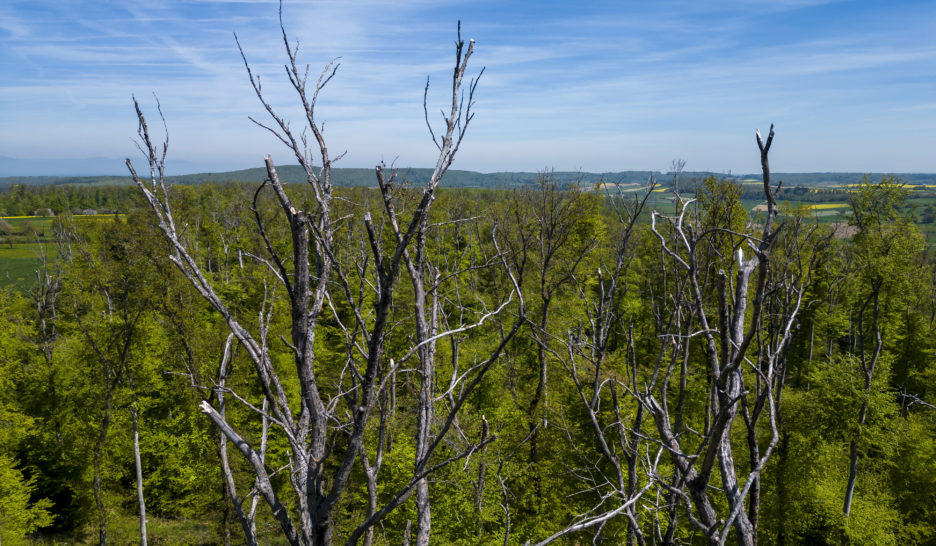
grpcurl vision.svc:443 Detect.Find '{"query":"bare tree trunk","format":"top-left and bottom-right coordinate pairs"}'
top-left (131, 401), bottom-right (148, 546)
top-left (625, 402), bottom-right (645, 546)
top-left (216, 334), bottom-right (259, 546)
top-left (94, 391), bottom-right (112, 546)
top-left (413, 290), bottom-right (435, 546)
top-left (130, 14), bottom-right (496, 545)
top-left (638, 126), bottom-right (814, 546)
top-left (360, 391), bottom-right (387, 546)
top-left (414, 479), bottom-right (431, 546)
top-left (843, 440), bottom-right (859, 518)
top-left (475, 460), bottom-right (486, 538)
top-left (744, 409), bottom-right (761, 543)
top-left (717, 375), bottom-right (756, 546)
top-left (844, 292), bottom-right (882, 518)
top-left (362, 461), bottom-right (378, 546)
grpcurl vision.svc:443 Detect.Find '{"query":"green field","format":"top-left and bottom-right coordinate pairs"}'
top-left (0, 216), bottom-right (56, 290)
top-left (0, 243), bottom-right (53, 291)
top-left (0, 215), bottom-right (121, 291)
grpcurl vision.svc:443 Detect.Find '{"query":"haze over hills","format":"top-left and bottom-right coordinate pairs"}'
top-left (0, 155), bottom-right (205, 177)
top-left (4, 160), bottom-right (936, 189)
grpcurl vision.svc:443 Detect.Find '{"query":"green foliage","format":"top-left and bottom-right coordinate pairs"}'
top-left (806, 355), bottom-right (901, 454)
top-left (0, 291), bottom-right (55, 542)
top-left (2, 181), bottom-right (936, 544)
top-left (0, 455), bottom-right (54, 544)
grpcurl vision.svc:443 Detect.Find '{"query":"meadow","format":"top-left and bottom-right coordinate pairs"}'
top-left (0, 215), bottom-right (121, 290)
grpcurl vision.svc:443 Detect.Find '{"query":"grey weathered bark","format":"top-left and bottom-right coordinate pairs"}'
top-left (130, 392), bottom-right (147, 546)
top-left (532, 178), bottom-right (656, 544)
top-left (215, 333), bottom-right (259, 546)
top-left (637, 126), bottom-right (822, 546)
top-left (129, 11), bottom-right (520, 545)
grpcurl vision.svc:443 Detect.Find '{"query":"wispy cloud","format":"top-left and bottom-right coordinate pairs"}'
top-left (1, 0), bottom-right (935, 173)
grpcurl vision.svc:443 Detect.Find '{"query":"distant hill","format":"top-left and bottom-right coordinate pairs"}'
top-left (0, 156), bottom-right (202, 177)
top-left (0, 175), bottom-right (134, 189)
top-left (736, 172), bottom-right (936, 186)
top-left (164, 166), bottom-right (660, 188)
top-left (4, 164), bottom-right (936, 190)
top-left (0, 167), bottom-right (661, 190)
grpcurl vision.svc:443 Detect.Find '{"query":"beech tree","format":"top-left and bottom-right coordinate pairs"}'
top-left (841, 177), bottom-right (925, 521)
top-left (541, 127), bottom-right (827, 545)
top-left (0, 290), bottom-right (54, 544)
top-left (639, 128), bottom-right (825, 545)
top-left (127, 11), bottom-right (522, 546)
top-left (529, 178), bottom-right (657, 545)
top-left (3, 4), bottom-right (934, 544)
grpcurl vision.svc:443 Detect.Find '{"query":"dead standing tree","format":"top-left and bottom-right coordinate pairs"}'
top-left (637, 126), bottom-right (820, 545)
top-left (127, 14), bottom-right (522, 546)
top-left (529, 180), bottom-right (659, 546)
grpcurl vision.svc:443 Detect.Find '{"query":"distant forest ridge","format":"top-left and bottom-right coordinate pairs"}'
top-left (4, 165), bottom-right (936, 189)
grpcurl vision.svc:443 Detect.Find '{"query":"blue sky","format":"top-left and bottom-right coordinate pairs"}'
top-left (1, 0), bottom-right (935, 175)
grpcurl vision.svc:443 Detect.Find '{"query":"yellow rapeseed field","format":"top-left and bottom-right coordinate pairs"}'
top-left (0, 214), bottom-right (124, 220)
top-left (805, 203), bottom-right (848, 210)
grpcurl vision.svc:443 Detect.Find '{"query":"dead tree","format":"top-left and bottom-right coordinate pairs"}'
top-left (635, 126), bottom-right (821, 545)
top-left (530, 179), bottom-right (659, 545)
top-left (70, 246), bottom-right (150, 546)
top-left (128, 12), bottom-right (522, 545)
top-left (671, 159), bottom-right (687, 196)
top-left (496, 176), bottom-right (603, 509)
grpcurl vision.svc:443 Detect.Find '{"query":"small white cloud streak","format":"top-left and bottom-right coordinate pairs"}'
top-left (2, 0), bottom-right (936, 173)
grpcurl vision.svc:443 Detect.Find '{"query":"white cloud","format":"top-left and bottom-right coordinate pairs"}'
top-left (2, 0), bottom-right (936, 173)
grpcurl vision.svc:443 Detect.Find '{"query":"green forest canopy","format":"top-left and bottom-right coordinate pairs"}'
top-left (1, 174), bottom-right (935, 544)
